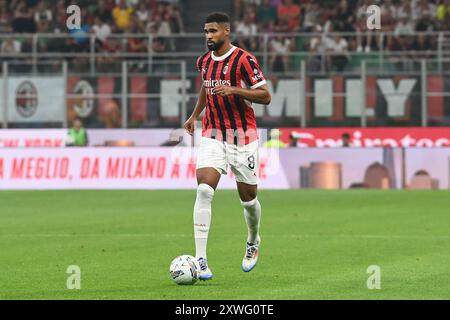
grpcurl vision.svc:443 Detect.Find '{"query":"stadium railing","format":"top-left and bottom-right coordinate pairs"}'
top-left (0, 31), bottom-right (449, 76)
top-left (1, 31), bottom-right (450, 129)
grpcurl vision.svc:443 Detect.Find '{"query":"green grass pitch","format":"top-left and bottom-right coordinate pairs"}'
top-left (0, 190), bottom-right (449, 300)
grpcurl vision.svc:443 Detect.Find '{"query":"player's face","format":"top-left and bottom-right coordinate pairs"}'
top-left (204, 22), bottom-right (229, 51)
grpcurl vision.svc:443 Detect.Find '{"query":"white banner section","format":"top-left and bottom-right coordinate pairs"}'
top-left (0, 78), bottom-right (65, 123)
top-left (0, 129), bottom-right (67, 147)
top-left (0, 147), bottom-right (288, 190)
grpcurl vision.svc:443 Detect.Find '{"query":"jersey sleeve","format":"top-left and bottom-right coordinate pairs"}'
top-left (239, 54), bottom-right (267, 89)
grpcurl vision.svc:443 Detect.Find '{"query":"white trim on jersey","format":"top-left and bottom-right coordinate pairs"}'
top-left (211, 45), bottom-right (237, 61)
top-left (250, 80), bottom-right (267, 89)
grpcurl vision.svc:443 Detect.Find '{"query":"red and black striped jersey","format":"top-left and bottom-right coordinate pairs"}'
top-left (196, 45), bottom-right (267, 145)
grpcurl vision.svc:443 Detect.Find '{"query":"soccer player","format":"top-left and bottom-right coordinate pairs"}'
top-left (183, 12), bottom-right (271, 280)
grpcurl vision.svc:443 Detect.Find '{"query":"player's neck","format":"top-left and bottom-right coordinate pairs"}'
top-left (214, 42), bottom-right (233, 58)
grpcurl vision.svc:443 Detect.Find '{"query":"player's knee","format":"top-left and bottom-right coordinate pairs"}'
top-left (240, 196), bottom-right (258, 208)
top-left (197, 183), bottom-right (215, 201)
top-left (239, 189), bottom-right (257, 203)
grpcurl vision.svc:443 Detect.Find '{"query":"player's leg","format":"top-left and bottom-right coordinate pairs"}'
top-left (194, 168), bottom-right (220, 280)
top-left (237, 182), bottom-right (261, 245)
top-left (194, 167), bottom-right (221, 262)
top-left (228, 140), bottom-right (262, 272)
top-left (237, 181), bottom-right (262, 272)
top-left (194, 137), bottom-right (227, 280)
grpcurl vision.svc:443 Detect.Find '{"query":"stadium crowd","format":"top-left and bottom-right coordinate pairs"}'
top-left (0, 0), bottom-right (449, 72)
top-left (234, 0), bottom-right (450, 71)
top-left (0, 0), bottom-right (184, 71)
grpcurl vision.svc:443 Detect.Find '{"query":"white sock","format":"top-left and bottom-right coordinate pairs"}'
top-left (241, 197), bottom-right (261, 244)
top-left (193, 183), bottom-right (214, 259)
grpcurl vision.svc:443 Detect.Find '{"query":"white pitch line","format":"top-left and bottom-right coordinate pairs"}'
top-left (0, 234), bottom-right (449, 239)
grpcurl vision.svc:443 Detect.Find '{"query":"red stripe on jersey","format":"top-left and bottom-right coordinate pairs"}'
top-left (198, 52), bottom-right (213, 133)
top-left (224, 49), bottom-right (243, 131)
top-left (214, 59), bottom-right (232, 133)
top-left (204, 56), bottom-right (222, 140)
top-left (197, 47), bottom-right (265, 144)
top-left (237, 49), bottom-right (260, 144)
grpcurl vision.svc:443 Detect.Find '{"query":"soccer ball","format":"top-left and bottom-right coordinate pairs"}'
top-left (169, 255), bottom-right (200, 285)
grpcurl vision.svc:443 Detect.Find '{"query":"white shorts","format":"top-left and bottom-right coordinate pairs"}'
top-left (196, 137), bottom-right (259, 185)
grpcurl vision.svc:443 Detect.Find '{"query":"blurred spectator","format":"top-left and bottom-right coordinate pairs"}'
top-left (36, 17), bottom-right (50, 51)
top-left (66, 118), bottom-right (89, 147)
top-left (380, 0), bottom-right (398, 50)
top-left (13, 0), bottom-right (36, 33)
top-left (1, 35), bottom-right (21, 56)
top-left (333, 0), bottom-right (355, 33)
top-left (34, 1), bottom-right (52, 25)
top-left (415, 4), bottom-right (438, 51)
top-left (165, 3), bottom-right (184, 34)
top-left (394, 16), bottom-right (415, 38)
top-left (325, 33), bottom-right (349, 72)
top-left (277, 0), bottom-right (301, 32)
top-left (412, 0), bottom-right (436, 23)
top-left (54, 0), bottom-right (75, 32)
top-left (356, 0), bottom-right (374, 52)
top-left (263, 129), bottom-right (287, 148)
top-left (397, 0), bottom-right (412, 21)
top-left (288, 132), bottom-right (298, 147)
top-left (308, 24), bottom-right (325, 72)
top-left (94, 0), bottom-right (113, 25)
top-left (146, 14), bottom-right (171, 51)
top-left (437, 0), bottom-right (450, 30)
top-left (92, 16), bottom-right (112, 50)
top-left (395, 0), bottom-right (414, 52)
top-left (136, 0), bottom-right (151, 30)
top-left (112, 0), bottom-right (134, 32)
top-left (269, 35), bottom-right (293, 72)
top-left (97, 37), bottom-right (122, 72)
top-left (101, 99), bottom-right (121, 128)
top-left (235, 0), bottom-right (262, 21)
top-left (236, 12), bottom-right (258, 51)
top-left (0, 0), bottom-right (12, 33)
top-left (302, 2), bottom-right (321, 32)
top-left (341, 132), bottom-right (352, 147)
top-left (126, 17), bottom-right (147, 71)
top-left (256, 0), bottom-right (277, 32)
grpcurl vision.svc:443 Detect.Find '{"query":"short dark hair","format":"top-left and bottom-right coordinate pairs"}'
top-left (205, 12), bottom-right (230, 24)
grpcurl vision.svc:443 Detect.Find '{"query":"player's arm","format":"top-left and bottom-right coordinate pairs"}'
top-left (213, 84), bottom-right (271, 105)
top-left (184, 84), bottom-right (206, 135)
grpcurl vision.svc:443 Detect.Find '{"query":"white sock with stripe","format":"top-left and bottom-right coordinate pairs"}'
top-left (241, 197), bottom-right (261, 244)
top-left (193, 183), bottom-right (214, 259)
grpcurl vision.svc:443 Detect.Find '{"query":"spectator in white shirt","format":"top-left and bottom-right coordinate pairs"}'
top-left (235, 13), bottom-right (258, 51)
top-left (325, 34), bottom-right (349, 72)
top-left (308, 24), bottom-right (325, 72)
top-left (1, 36), bottom-right (21, 62)
top-left (92, 16), bottom-right (112, 51)
top-left (269, 35), bottom-right (293, 73)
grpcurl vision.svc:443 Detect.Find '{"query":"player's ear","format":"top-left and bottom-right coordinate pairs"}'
top-left (223, 23), bottom-right (230, 36)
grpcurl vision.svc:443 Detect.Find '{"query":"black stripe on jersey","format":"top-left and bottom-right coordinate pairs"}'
top-left (246, 55), bottom-right (264, 86)
top-left (231, 50), bottom-right (248, 133)
top-left (199, 54), bottom-right (213, 132)
top-left (204, 56), bottom-right (216, 133)
top-left (211, 60), bottom-right (227, 141)
top-left (197, 52), bottom-right (210, 71)
top-left (220, 54), bottom-right (238, 144)
top-left (240, 63), bottom-right (253, 88)
top-left (246, 55), bottom-right (259, 70)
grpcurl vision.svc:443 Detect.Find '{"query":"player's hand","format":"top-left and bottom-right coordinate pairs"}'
top-left (213, 85), bottom-right (235, 97)
top-left (183, 116), bottom-right (196, 136)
